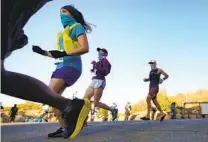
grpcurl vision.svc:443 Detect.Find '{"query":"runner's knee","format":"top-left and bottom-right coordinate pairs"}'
top-left (84, 88), bottom-right (94, 100)
top-left (49, 78), bottom-right (66, 93)
top-left (152, 98), bottom-right (158, 105)
top-left (152, 98), bottom-right (156, 103)
top-left (146, 96), bottom-right (151, 102)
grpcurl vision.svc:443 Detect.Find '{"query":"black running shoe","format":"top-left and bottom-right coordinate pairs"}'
top-left (62, 98), bottom-right (91, 139)
top-left (48, 127), bottom-right (64, 138)
top-left (160, 114), bottom-right (166, 122)
top-left (140, 116), bottom-right (150, 120)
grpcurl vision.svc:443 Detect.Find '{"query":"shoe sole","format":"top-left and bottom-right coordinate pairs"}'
top-left (68, 98), bottom-right (91, 139)
top-left (160, 114), bottom-right (166, 122)
top-left (140, 117), bottom-right (150, 120)
top-left (81, 116), bottom-right (89, 130)
top-left (48, 134), bottom-right (63, 138)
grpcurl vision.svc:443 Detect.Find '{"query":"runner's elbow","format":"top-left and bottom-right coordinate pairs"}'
top-left (79, 46), bottom-right (89, 54)
top-left (83, 46), bottom-right (89, 53)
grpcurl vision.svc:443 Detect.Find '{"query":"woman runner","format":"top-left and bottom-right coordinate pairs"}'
top-left (2, 0), bottom-right (90, 140)
top-left (84, 48), bottom-right (117, 121)
top-left (32, 5), bottom-right (93, 138)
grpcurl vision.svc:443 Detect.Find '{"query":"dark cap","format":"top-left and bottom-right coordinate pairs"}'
top-left (148, 60), bottom-right (157, 64)
top-left (61, 5), bottom-right (78, 16)
top-left (97, 47), bottom-right (108, 56)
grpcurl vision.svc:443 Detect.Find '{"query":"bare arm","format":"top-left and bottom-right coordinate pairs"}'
top-left (47, 34), bottom-right (89, 58)
top-left (33, 24), bottom-right (89, 58)
top-left (159, 68), bottom-right (169, 80)
top-left (65, 34), bottom-right (89, 56)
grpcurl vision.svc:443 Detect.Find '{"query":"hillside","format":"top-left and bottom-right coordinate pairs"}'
top-left (1, 89), bottom-right (208, 122)
top-left (131, 89), bottom-right (208, 113)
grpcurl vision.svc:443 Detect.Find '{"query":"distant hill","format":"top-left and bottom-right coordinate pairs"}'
top-left (2, 89), bottom-right (208, 118)
top-left (131, 89), bottom-right (208, 113)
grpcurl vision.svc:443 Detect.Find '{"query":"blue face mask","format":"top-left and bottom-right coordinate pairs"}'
top-left (150, 65), bottom-right (156, 70)
top-left (60, 14), bottom-right (76, 28)
top-left (98, 52), bottom-right (106, 60)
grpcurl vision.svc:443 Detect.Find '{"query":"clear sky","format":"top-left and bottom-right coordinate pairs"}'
top-left (1, 0), bottom-right (208, 112)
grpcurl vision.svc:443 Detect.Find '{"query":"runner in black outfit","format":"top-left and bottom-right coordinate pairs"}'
top-left (141, 60), bottom-right (169, 121)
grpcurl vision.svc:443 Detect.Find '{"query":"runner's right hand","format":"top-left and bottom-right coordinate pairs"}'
top-left (159, 79), bottom-right (163, 84)
top-left (91, 61), bottom-right (96, 65)
top-left (143, 78), bottom-right (149, 82)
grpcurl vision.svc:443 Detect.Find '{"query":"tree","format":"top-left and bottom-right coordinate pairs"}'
top-left (157, 91), bottom-right (171, 111)
top-left (17, 101), bottom-right (42, 110)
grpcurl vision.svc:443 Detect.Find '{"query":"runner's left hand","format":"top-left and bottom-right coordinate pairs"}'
top-left (91, 61), bottom-right (96, 65)
top-left (159, 79), bottom-right (163, 84)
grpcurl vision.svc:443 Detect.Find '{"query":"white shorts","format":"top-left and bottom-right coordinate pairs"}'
top-left (89, 79), bottom-right (106, 89)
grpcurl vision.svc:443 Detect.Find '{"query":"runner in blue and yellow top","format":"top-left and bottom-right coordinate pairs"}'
top-left (2, 1), bottom-right (93, 140)
top-left (32, 5), bottom-right (93, 139)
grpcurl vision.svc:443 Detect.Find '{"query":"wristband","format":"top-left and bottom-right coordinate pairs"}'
top-left (49, 50), bottom-right (67, 58)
